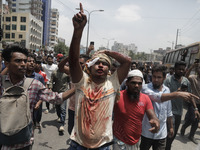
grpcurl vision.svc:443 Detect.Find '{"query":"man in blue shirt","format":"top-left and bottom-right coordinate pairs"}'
top-left (140, 65), bottom-right (174, 150)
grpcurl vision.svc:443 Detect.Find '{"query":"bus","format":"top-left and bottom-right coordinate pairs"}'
top-left (163, 41), bottom-right (200, 68)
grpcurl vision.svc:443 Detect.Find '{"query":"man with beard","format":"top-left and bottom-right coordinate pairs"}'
top-left (164, 61), bottom-right (192, 150)
top-left (113, 69), bottom-right (160, 150)
top-left (140, 65), bottom-right (173, 150)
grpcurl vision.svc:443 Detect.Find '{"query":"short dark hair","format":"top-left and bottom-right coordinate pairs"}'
top-left (132, 61), bottom-right (137, 65)
top-left (47, 55), bottom-right (53, 59)
top-left (152, 65), bottom-right (167, 77)
top-left (80, 54), bottom-right (90, 62)
top-left (174, 61), bottom-right (186, 68)
top-left (27, 53), bottom-right (36, 61)
top-left (2, 45), bottom-right (29, 62)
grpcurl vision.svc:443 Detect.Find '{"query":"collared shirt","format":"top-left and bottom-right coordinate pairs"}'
top-left (26, 72), bottom-right (45, 85)
top-left (141, 83), bottom-right (173, 139)
top-left (1, 74), bottom-right (63, 150)
top-left (164, 75), bottom-right (191, 116)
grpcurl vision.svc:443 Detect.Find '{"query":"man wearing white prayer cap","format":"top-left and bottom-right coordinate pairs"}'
top-left (113, 69), bottom-right (160, 150)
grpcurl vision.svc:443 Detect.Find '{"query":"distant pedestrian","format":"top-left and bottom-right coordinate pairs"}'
top-left (42, 55), bottom-right (58, 113)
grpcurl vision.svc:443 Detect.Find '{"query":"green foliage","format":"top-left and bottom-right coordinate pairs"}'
top-left (54, 42), bottom-right (69, 56)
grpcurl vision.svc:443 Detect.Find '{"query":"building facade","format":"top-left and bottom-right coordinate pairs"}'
top-left (6, 0), bottom-right (42, 20)
top-left (49, 8), bottom-right (59, 49)
top-left (2, 12), bottom-right (43, 49)
top-left (42, 0), bottom-right (51, 47)
top-left (111, 41), bottom-right (129, 56)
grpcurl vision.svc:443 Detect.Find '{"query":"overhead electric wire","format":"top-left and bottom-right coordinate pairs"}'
top-left (54, 0), bottom-right (76, 13)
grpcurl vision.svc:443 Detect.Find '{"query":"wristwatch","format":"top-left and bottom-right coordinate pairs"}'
top-left (194, 108), bottom-right (198, 111)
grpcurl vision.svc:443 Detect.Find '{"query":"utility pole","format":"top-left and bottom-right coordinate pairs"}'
top-left (175, 29), bottom-right (179, 49)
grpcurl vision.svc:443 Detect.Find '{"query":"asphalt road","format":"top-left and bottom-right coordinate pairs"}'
top-left (32, 103), bottom-right (200, 150)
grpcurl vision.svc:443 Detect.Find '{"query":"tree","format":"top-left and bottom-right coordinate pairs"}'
top-left (54, 42), bottom-right (69, 56)
top-left (128, 50), bottom-right (135, 60)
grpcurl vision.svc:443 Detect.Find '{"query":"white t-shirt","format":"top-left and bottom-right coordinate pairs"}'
top-left (70, 71), bottom-right (120, 148)
top-left (42, 63), bottom-right (57, 84)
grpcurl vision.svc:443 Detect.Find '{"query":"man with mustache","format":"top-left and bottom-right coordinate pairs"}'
top-left (68, 3), bottom-right (131, 149)
top-left (113, 69), bottom-right (160, 150)
top-left (140, 65), bottom-right (173, 150)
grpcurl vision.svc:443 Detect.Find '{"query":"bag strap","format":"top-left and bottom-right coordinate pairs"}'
top-left (2, 75), bottom-right (34, 90)
top-left (2, 75), bottom-right (12, 89)
top-left (23, 78), bottom-right (34, 90)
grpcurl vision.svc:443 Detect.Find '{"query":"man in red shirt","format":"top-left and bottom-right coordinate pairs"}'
top-left (113, 69), bottom-right (160, 150)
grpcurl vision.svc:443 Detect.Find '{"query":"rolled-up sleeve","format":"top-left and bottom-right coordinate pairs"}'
top-left (31, 79), bottom-right (63, 105)
top-left (38, 88), bottom-right (63, 104)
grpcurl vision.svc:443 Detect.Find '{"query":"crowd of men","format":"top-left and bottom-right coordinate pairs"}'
top-left (0, 3), bottom-right (200, 150)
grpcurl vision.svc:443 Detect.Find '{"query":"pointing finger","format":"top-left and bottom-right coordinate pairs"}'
top-left (191, 93), bottom-right (200, 100)
top-left (80, 3), bottom-right (84, 13)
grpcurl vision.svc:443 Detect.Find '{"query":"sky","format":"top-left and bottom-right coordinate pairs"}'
top-left (51, 0), bottom-right (200, 53)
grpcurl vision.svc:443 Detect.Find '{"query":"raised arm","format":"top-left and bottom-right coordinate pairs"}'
top-left (185, 63), bottom-right (198, 78)
top-left (104, 51), bottom-right (131, 84)
top-left (69, 3), bottom-right (87, 83)
top-left (58, 56), bottom-right (70, 75)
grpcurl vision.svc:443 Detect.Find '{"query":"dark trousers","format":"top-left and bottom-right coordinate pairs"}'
top-left (68, 109), bottom-right (75, 135)
top-left (46, 102), bottom-right (50, 110)
top-left (33, 103), bottom-right (42, 124)
top-left (165, 114), bottom-right (181, 150)
top-left (55, 101), bottom-right (67, 126)
top-left (181, 103), bottom-right (200, 138)
top-left (140, 135), bottom-right (166, 150)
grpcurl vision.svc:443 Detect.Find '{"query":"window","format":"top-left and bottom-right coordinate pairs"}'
top-left (19, 34), bottom-right (23, 38)
top-left (12, 33), bottom-right (15, 38)
top-left (21, 17), bottom-right (26, 22)
top-left (12, 9), bottom-right (16, 12)
top-left (5, 25), bottom-right (10, 30)
top-left (5, 33), bottom-right (10, 39)
top-left (6, 17), bottom-right (11, 22)
top-left (12, 0), bottom-right (16, 1)
top-left (12, 24), bottom-right (17, 30)
top-left (12, 4), bottom-right (16, 7)
top-left (12, 16), bottom-right (17, 21)
top-left (20, 25), bottom-right (26, 31)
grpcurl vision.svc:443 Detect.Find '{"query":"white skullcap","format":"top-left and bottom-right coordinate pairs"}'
top-left (127, 69), bottom-right (143, 79)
